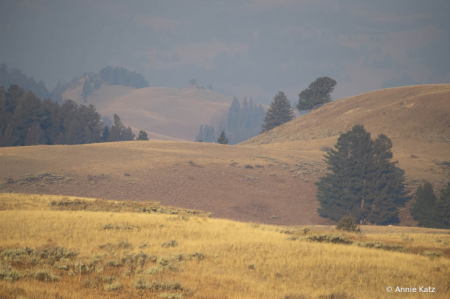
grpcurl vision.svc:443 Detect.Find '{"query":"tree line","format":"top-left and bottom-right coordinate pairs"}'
top-left (195, 97), bottom-right (265, 145)
top-left (1, 63), bottom-right (150, 105)
top-left (0, 85), bottom-right (147, 147)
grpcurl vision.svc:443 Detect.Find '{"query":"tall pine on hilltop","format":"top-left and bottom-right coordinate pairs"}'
top-left (261, 91), bottom-right (294, 133)
top-left (297, 77), bottom-right (337, 111)
top-left (316, 125), bottom-right (407, 225)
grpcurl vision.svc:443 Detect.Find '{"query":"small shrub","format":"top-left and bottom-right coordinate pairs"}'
top-left (34, 270), bottom-right (59, 282)
top-left (319, 293), bottom-right (350, 299)
top-left (420, 251), bottom-right (442, 258)
top-left (104, 281), bottom-right (122, 292)
top-left (139, 242), bottom-right (149, 249)
top-left (247, 264), bottom-right (255, 270)
top-left (307, 234), bottom-right (353, 245)
top-left (303, 228), bottom-right (310, 235)
top-left (143, 266), bottom-right (162, 276)
top-left (162, 240), bottom-right (178, 248)
top-left (158, 257), bottom-right (171, 266)
top-left (354, 241), bottom-right (407, 253)
top-left (188, 252), bottom-right (204, 261)
top-left (117, 240), bottom-right (133, 249)
top-left (244, 165), bottom-right (254, 169)
top-left (280, 230), bottom-right (295, 235)
top-left (159, 293), bottom-right (183, 299)
top-left (132, 278), bottom-right (183, 291)
top-left (245, 176), bottom-right (260, 182)
top-left (336, 216), bottom-right (361, 233)
top-left (147, 281), bottom-right (182, 291)
top-left (107, 260), bottom-right (122, 267)
top-left (98, 276), bottom-right (116, 284)
top-left (0, 269), bottom-right (23, 283)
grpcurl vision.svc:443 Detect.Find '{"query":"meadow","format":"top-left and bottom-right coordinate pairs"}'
top-left (1, 193), bottom-right (449, 299)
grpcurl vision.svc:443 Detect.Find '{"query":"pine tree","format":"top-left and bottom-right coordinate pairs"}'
top-left (316, 125), bottom-right (406, 224)
top-left (411, 182), bottom-right (450, 228)
top-left (261, 92), bottom-right (294, 133)
top-left (297, 77), bottom-right (337, 111)
top-left (123, 127), bottom-right (135, 141)
top-left (436, 183), bottom-right (450, 228)
top-left (107, 125), bottom-right (121, 142)
top-left (217, 130), bottom-right (229, 144)
top-left (101, 126), bottom-right (110, 142)
top-left (137, 130), bottom-right (149, 140)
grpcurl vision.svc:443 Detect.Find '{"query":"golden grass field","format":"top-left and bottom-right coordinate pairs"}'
top-left (1, 193), bottom-right (450, 299)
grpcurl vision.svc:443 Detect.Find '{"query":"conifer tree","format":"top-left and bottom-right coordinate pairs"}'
top-left (261, 92), bottom-right (294, 133)
top-left (297, 77), bottom-right (337, 111)
top-left (411, 182), bottom-right (450, 228)
top-left (316, 125), bottom-right (406, 224)
top-left (137, 130), bottom-right (149, 140)
top-left (217, 130), bottom-right (229, 144)
top-left (101, 126), bottom-right (110, 142)
top-left (123, 127), bottom-right (135, 141)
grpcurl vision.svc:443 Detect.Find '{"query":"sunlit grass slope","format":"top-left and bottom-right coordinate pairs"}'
top-left (1, 194), bottom-right (449, 299)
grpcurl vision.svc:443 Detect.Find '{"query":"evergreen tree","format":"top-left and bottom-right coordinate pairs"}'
top-left (436, 183), bottom-right (450, 228)
top-left (101, 126), bottom-right (110, 142)
top-left (411, 182), bottom-right (450, 228)
top-left (297, 77), bottom-right (337, 111)
top-left (261, 91), bottom-right (294, 133)
top-left (195, 125), bottom-right (216, 143)
top-left (107, 125), bottom-right (121, 142)
top-left (137, 130), bottom-right (149, 140)
top-left (316, 125), bottom-right (406, 225)
top-left (123, 127), bottom-right (135, 141)
top-left (217, 130), bottom-right (229, 144)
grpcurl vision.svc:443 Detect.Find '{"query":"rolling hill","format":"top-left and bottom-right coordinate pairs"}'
top-left (62, 83), bottom-right (234, 141)
top-left (242, 84), bottom-right (450, 198)
top-left (1, 84), bottom-right (449, 227)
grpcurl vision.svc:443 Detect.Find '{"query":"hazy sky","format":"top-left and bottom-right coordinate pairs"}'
top-left (1, 0), bottom-right (449, 101)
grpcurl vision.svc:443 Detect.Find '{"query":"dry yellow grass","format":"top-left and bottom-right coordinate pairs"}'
top-left (1, 194), bottom-right (449, 299)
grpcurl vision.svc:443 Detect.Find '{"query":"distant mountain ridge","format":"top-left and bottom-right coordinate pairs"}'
top-left (0, 64), bottom-right (150, 104)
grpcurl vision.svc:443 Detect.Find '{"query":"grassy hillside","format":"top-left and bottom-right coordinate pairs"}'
top-left (62, 83), bottom-right (234, 141)
top-left (243, 85), bottom-right (450, 145)
top-left (2, 85), bottom-right (449, 226)
top-left (1, 194), bottom-right (449, 299)
top-left (241, 84), bottom-right (450, 209)
top-left (0, 141), bottom-right (333, 226)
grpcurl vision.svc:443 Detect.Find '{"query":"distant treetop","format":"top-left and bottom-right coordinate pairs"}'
top-left (99, 66), bottom-right (149, 89)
